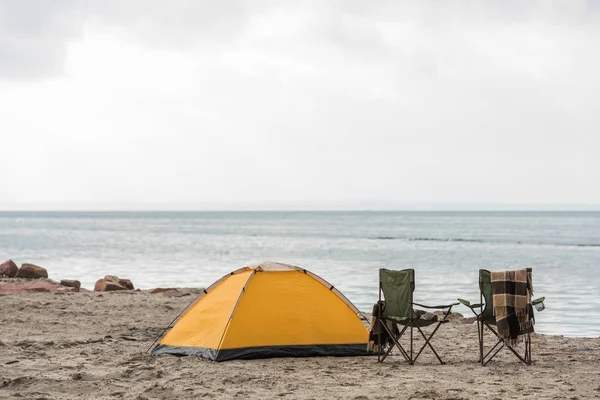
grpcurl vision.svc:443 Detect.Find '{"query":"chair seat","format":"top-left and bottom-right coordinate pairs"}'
top-left (385, 310), bottom-right (445, 328)
top-left (414, 310), bottom-right (438, 321)
top-left (400, 319), bottom-right (448, 328)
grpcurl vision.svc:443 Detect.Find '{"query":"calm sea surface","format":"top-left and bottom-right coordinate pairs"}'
top-left (1, 211), bottom-right (599, 337)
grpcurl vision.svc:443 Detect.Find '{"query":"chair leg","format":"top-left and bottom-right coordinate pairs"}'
top-left (481, 323), bottom-right (531, 366)
top-left (478, 319), bottom-right (483, 364)
top-left (391, 324), bottom-right (410, 361)
top-left (482, 339), bottom-right (504, 366)
top-left (396, 325), bottom-right (410, 361)
top-left (382, 320), bottom-right (451, 365)
top-left (378, 320), bottom-right (409, 362)
top-left (524, 334), bottom-right (532, 365)
top-left (413, 324), bottom-right (445, 364)
top-left (410, 325), bottom-right (414, 365)
top-left (377, 331), bottom-right (381, 363)
top-left (380, 339), bottom-right (395, 362)
top-left (529, 334), bottom-right (532, 364)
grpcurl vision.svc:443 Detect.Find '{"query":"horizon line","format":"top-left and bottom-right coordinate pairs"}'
top-left (2, 208), bottom-right (600, 213)
top-left (2, 201), bottom-right (600, 212)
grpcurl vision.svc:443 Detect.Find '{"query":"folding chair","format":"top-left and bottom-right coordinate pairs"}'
top-left (376, 268), bottom-right (459, 364)
top-left (458, 268), bottom-right (545, 366)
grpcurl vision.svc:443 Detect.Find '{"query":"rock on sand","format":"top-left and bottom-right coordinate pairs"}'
top-left (94, 275), bottom-right (135, 291)
top-left (0, 260), bottom-right (19, 278)
top-left (16, 263), bottom-right (48, 279)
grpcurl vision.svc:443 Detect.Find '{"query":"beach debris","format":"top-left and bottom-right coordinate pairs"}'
top-left (15, 263), bottom-right (48, 279)
top-left (162, 289), bottom-right (191, 298)
top-left (149, 288), bottom-right (191, 297)
top-left (0, 282), bottom-right (77, 295)
top-left (71, 372), bottom-right (103, 381)
top-left (94, 275), bottom-right (135, 291)
top-left (60, 279), bottom-right (81, 291)
top-left (0, 259), bottom-right (19, 277)
top-left (150, 287), bottom-right (175, 294)
top-left (119, 335), bottom-right (140, 341)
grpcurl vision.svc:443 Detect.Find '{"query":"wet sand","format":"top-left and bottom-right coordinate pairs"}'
top-left (1, 288), bottom-right (599, 399)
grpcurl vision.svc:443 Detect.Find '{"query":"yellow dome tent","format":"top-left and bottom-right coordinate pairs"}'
top-left (151, 262), bottom-right (369, 361)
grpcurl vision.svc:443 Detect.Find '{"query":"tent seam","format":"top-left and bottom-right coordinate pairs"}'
top-left (214, 269), bottom-right (257, 360)
top-left (304, 269), bottom-right (368, 321)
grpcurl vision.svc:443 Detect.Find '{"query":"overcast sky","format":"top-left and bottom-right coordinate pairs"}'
top-left (1, 1), bottom-right (599, 210)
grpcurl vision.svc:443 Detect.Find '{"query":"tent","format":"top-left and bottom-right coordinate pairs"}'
top-left (151, 261), bottom-right (369, 361)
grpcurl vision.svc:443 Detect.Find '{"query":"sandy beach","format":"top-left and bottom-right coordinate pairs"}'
top-left (1, 281), bottom-right (599, 400)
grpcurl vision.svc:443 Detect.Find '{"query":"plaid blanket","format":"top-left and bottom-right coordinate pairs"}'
top-left (491, 269), bottom-right (534, 345)
top-left (367, 301), bottom-right (399, 352)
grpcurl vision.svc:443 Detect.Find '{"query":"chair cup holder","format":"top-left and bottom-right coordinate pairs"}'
top-left (534, 301), bottom-right (545, 312)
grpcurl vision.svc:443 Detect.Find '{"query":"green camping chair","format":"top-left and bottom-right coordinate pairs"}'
top-left (376, 268), bottom-right (459, 364)
top-left (458, 269), bottom-right (545, 366)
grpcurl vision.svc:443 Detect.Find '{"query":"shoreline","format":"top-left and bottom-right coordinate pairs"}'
top-left (1, 287), bottom-right (600, 399)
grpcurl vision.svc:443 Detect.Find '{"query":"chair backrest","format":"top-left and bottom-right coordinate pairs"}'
top-left (479, 268), bottom-right (533, 322)
top-left (478, 269), bottom-right (494, 322)
top-left (379, 268), bottom-right (414, 319)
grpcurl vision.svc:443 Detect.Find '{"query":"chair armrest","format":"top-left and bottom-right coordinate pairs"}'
top-left (413, 302), bottom-right (460, 309)
top-left (457, 298), bottom-right (483, 309)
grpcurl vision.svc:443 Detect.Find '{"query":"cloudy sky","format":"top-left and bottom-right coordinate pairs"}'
top-left (1, 0), bottom-right (599, 210)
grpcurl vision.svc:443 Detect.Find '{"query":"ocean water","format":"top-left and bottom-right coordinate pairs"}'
top-left (1, 211), bottom-right (599, 337)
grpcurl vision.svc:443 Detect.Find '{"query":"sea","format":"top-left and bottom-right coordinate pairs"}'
top-left (1, 211), bottom-right (599, 338)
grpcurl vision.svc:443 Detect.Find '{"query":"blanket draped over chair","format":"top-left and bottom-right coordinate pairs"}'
top-left (490, 269), bottom-right (534, 345)
top-left (367, 301), bottom-right (399, 352)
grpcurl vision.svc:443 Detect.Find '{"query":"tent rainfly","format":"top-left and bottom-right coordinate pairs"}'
top-left (151, 261), bottom-right (370, 361)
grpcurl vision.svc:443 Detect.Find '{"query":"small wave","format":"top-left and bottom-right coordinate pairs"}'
top-left (409, 237), bottom-right (483, 243)
top-left (370, 236), bottom-right (600, 248)
top-left (370, 236), bottom-right (482, 243)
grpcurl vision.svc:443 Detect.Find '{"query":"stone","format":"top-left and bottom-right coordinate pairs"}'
top-left (160, 289), bottom-right (191, 298)
top-left (60, 280), bottom-right (81, 291)
top-left (103, 280), bottom-right (126, 291)
top-left (16, 263), bottom-right (48, 279)
top-left (23, 286), bottom-right (52, 293)
top-left (433, 311), bottom-right (464, 321)
top-left (94, 278), bottom-right (126, 291)
top-left (94, 278), bottom-right (106, 291)
top-left (55, 286), bottom-right (78, 293)
top-left (150, 288), bottom-right (193, 297)
top-left (0, 260), bottom-right (19, 277)
top-left (150, 288), bottom-right (176, 294)
top-left (0, 282), bottom-right (70, 295)
top-left (118, 279), bottom-right (134, 290)
top-left (97, 275), bottom-right (134, 290)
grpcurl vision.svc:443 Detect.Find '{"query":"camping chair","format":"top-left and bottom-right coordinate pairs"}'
top-left (458, 268), bottom-right (545, 366)
top-left (376, 268), bottom-right (459, 364)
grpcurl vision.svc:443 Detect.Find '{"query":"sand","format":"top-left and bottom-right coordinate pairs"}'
top-left (1, 287), bottom-right (600, 400)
